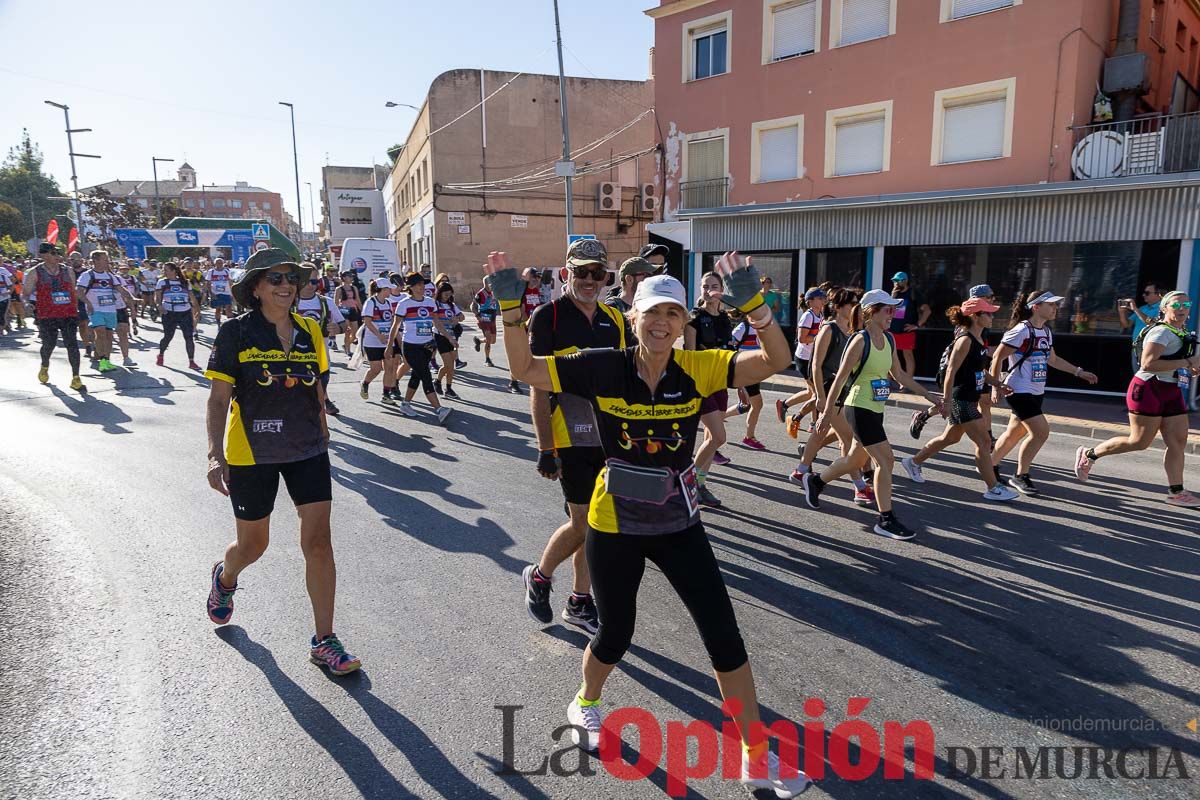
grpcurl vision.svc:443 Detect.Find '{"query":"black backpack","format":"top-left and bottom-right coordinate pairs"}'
top-left (935, 330), bottom-right (970, 386)
top-left (1133, 321), bottom-right (1196, 364)
top-left (836, 330), bottom-right (895, 407)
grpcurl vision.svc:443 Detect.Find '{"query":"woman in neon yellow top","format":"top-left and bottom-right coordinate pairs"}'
top-left (801, 289), bottom-right (943, 541)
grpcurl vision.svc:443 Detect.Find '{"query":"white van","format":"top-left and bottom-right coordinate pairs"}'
top-left (338, 238), bottom-right (403, 284)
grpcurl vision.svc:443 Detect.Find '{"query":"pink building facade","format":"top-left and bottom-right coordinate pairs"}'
top-left (648, 0), bottom-right (1200, 398)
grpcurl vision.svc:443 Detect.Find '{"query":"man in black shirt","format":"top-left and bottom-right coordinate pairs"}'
top-left (521, 238), bottom-right (631, 636)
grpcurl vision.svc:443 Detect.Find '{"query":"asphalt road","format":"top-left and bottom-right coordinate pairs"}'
top-left (1, 314), bottom-right (1198, 800)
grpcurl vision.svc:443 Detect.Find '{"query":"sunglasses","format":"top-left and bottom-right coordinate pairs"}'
top-left (1168, 301), bottom-right (1193, 310)
top-left (262, 271), bottom-right (301, 286)
top-left (570, 265), bottom-right (608, 281)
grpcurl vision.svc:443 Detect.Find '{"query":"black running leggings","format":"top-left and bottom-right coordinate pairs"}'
top-left (585, 523), bottom-right (748, 673)
top-left (402, 341), bottom-right (435, 394)
top-left (160, 311), bottom-right (195, 359)
top-left (37, 318), bottom-right (81, 373)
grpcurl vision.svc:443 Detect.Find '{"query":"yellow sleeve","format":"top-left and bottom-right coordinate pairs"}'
top-left (676, 348), bottom-right (734, 397)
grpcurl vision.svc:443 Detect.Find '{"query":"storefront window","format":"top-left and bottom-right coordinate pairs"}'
top-left (702, 251), bottom-right (795, 324)
top-left (806, 248), bottom-right (867, 292)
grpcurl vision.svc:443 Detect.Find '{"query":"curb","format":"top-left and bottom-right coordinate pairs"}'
top-left (758, 378), bottom-right (1200, 456)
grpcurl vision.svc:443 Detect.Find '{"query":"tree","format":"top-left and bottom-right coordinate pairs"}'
top-left (0, 234), bottom-right (29, 258)
top-left (158, 199), bottom-right (184, 226)
top-left (80, 187), bottom-right (149, 252)
top-left (0, 130), bottom-right (70, 242)
top-left (0, 200), bottom-right (24, 240)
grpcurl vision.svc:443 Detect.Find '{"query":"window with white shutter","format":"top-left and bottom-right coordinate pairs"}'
top-left (771, 1), bottom-right (817, 61)
top-left (753, 119), bottom-right (802, 183)
top-left (825, 101), bottom-right (892, 178)
top-left (836, 0), bottom-right (892, 47)
top-left (949, 0), bottom-right (1015, 21)
top-left (932, 79), bottom-right (1015, 164)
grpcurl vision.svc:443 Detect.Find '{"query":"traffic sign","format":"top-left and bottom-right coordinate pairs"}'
top-left (251, 223), bottom-right (270, 240)
top-left (568, 234), bottom-right (596, 245)
top-left (254, 240), bottom-right (270, 252)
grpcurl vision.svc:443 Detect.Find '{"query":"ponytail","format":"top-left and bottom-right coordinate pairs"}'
top-left (1010, 288), bottom-right (1048, 326)
top-left (946, 305), bottom-right (969, 328)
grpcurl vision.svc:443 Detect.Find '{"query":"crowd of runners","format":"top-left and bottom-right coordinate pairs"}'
top-left (4, 236), bottom-right (1197, 798)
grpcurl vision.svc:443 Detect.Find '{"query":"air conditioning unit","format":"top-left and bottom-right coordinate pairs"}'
top-left (640, 183), bottom-right (657, 214)
top-left (596, 181), bottom-right (620, 213)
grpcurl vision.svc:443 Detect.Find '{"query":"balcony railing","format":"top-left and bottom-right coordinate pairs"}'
top-left (679, 177), bottom-right (729, 210)
top-left (1070, 111), bottom-right (1200, 180)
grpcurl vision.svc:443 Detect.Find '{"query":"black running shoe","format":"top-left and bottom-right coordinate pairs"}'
top-left (509, 381), bottom-right (522, 394)
top-left (801, 472), bottom-right (823, 510)
top-left (873, 516), bottom-right (916, 541)
top-left (444, 386), bottom-right (460, 400)
top-left (455, 359), bottom-right (467, 369)
top-left (486, 358), bottom-right (495, 367)
top-left (474, 336), bottom-right (482, 352)
top-left (324, 398), bottom-right (341, 416)
top-left (909, 409), bottom-right (930, 440)
top-left (1008, 474), bottom-right (1039, 496)
top-left (698, 484), bottom-right (723, 508)
top-left (562, 595), bottom-right (599, 635)
top-left (521, 564), bottom-right (553, 624)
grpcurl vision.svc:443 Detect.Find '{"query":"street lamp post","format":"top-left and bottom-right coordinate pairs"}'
top-left (279, 102), bottom-right (304, 242)
top-left (151, 156), bottom-right (174, 227)
top-left (384, 101), bottom-right (420, 111)
top-left (552, 0), bottom-right (574, 237)
top-left (44, 100), bottom-right (100, 248)
top-left (305, 181), bottom-right (317, 245)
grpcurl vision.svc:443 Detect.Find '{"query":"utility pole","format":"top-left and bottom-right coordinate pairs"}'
top-left (279, 102), bottom-right (304, 242)
top-left (44, 100), bottom-right (100, 246)
top-left (151, 156), bottom-right (174, 227)
top-left (552, 0), bottom-right (574, 237)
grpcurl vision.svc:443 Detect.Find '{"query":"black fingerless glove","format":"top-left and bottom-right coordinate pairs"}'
top-left (536, 449), bottom-right (561, 478)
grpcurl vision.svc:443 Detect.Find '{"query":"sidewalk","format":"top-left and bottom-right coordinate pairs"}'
top-left (759, 371), bottom-right (1200, 455)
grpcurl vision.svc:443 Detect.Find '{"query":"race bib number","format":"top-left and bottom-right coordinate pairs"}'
top-left (1030, 353), bottom-right (1048, 385)
top-left (870, 378), bottom-right (891, 402)
top-left (165, 291), bottom-right (188, 306)
top-left (213, 281), bottom-right (229, 294)
top-left (416, 320), bottom-right (433, 337)
top-left (51, 290), bottom-right (72, 305)
top-left (1178, 369), bottom-right (1192, 391)
top-left (975, 371), bottom-right (986, 392)
top-left (96, 292), bottom-right (115, 307)
top-left (679, 464), bottom-right (700, 518)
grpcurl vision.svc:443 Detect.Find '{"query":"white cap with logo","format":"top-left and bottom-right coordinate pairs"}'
top-left (859, 288), bottom-right (903, 308)
top-left (633, 274), bottom-right (688, 312)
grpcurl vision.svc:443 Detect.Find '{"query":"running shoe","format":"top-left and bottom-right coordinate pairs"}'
top-left (712, 450), bottom-right (731, 466)
top-left (522, 564), bottom-right (554, 624)
top-left (740, 747), bottom-right (811, 798)
top-left (324, 398), bottom-right (341, 416)
top-left (788, 464), bottom-right (809, 485)
top-left (455, 359), bottom-right (467, 369)
top-left (786, 415), bottom-right (802, 439)
top-left (188, 361), bottom-right (202, 371)
top-left (562, 595), bottom-right (599, 635)
top-left (853, 485), bottom-right (875, 506)
top-left (873, 516), bottom-right (916, 541)
top-left (775, 398), bottom-right (787, 424)
top-left (309, 634), bottom-right (361, 676)
top-left (1008, 474), bottom-right (1039, 496)
top-left (381, 393), bottom-right (397, 406)
top-left (742, 436), bottom-right (766, 451)
top-left (69, 376), bottom-right (86, 392)
top-left (698, 484), bottom-right (723, 508)
top-left (1073, 446), bottom-right (1094, 482)
top-left (982, 485), bottom-right (1019, 502)
top-left (444, 386), bottom-right (460, 400)
top-left (509, 381), bottom-right (521, 394)
top-left (399, 401), bottom-right (417, 417)
top-left (123, 357), bottom-right (137, 367)
top-left (37, 366), bottom-right (49, 384)
top-left (567, 697), bottom-right (603, 753)
top-left (206, 561), bottom-right (236, 625)
top-left (800, 472), bottom-right (823, 510)
top-left (98, 358), bottom-right (116, 372)
top-left (155, 353), bottom-right (164, 367)
top-left (909, 409), bottom-right (930, 439)
top-left (1165, 490), bottom-right (1200, 508)
top-left (436, 406), bottom-right (453, 425)
top-left (734, 402), bottom-right (751, 415)
top-left (485, 358), bottom-right (495, 368)
top-left (473, 336), bottom-right (482, 352)
top-left (360, 383), bottom-right (369, 399)
top-left (328, 340), bottom-right (339, 353)
top-left (900, 456), bottom-right (925, 484)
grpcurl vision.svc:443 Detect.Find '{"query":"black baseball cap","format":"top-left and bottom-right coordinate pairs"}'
top-left (639, 243), bottom-right (670, 261)
top-left (38, 241), bottom-right (60, 254)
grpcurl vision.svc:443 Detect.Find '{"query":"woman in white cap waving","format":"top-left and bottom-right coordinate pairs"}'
top-left (485, 250), bottom-right (809, 798)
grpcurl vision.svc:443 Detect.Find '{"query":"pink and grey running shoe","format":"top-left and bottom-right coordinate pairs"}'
top-left (207, 561), bottom-right (236, 625)
top-left (310, 634), bottom-right (362, 676)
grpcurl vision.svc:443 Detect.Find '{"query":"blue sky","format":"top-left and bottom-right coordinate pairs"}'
top-left (0, 0), bottom-right (655, 230)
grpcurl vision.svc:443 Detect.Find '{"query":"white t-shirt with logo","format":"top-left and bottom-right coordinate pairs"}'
top-left (1136, 325), bottom-right (1190, 384)
top-left (392, 296), bottom-right (439, 345)
top-left (139, 268), bottom-right (160, 291)
top-left (206, 268), bottom-right (232, 297)
top-left (359, 296), bottom-right (394, 348)
top-left (296, 294), bottom-right (345, 329)
top-left (77, 269), bottom-right (120, 312)
top-left (1001, 322), bottom-right (1054, 396)
top-left (112, 274), bottom-right (135, 309)
top-left (157, 278), bottom-right (193, 312)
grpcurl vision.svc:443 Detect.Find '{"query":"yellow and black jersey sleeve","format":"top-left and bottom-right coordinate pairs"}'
top-left (674, 348), bottom-right (735, 397)
top-left (546, 349), bottom-right (615, 397)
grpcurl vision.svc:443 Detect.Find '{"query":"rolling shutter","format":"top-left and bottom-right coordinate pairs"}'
top-left (839, 0), bottom-right (890, 46)
top-left (687, 137), bottom-right (725, 181)
top-left (941, 96), bottom-right (1006, 163)
top-left (951, 0), bottom-right (1013, 20)
top-left (772, 1), bottom-right (817, 60)
top-left (759, 125), bottom-right (799, 182)
top-left (834, 115), bottom-right (886, 175)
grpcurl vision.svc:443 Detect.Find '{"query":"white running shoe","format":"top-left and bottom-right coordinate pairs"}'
top-left (567, 697), bottom-right (603, 753)
top-left (740, 748), bottom-right (812, 798)
top-left (901, 456), bottom-right (925, 484)
top-left (436, 406), bottom-right (452, 425)
top-left (398, 401), bottom-right (417, 417)
top-left (1165, 490), bottom-right (1200, 508)
top-left (982, 484), bottom-right (1019, 502)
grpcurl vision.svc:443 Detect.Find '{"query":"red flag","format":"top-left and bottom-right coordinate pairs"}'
top-left (45, 219), bottom-right (60, 244)
top-left (67, 227), bottom-right (79, 254)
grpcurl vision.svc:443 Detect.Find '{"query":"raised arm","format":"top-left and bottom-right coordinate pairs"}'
top-left (483, 252), bottom-right (553, 391)
top-left (708, 252), bottom-right (790, 387)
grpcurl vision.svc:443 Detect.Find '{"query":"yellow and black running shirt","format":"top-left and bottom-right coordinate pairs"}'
top-left (529, 296), bottom-right (631, 449)
top-left (205, 310), bottom-right (329, 466)
top-left (547, 347), bottom-right (735, 535)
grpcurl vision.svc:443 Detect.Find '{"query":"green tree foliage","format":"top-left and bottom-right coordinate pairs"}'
top-left (0, 129), bottom-right (70, 241)
top-left (0, 200), bottom-right (25, 239)
top-left (158, 199), bottom-right (184, 226)
top-left (81, 187), bottom-right (150, 252)
top-left (0, 234), bottom-right (29, 258)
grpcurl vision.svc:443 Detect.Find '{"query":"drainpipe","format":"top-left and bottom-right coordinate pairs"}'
top-left (1110, 0), bottom-right (1144, 121)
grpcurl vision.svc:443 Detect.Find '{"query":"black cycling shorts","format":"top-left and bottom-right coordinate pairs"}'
top-left (797, 358), bottom-right (811, 380)
top-left (845, 406), bottom-right (888, 447)
top-left (1006, 392), bottom-right (1045, 421)
top-left (364, 346), bottom-right (387, 363)
top-left (227, 452), bottom-right (332, 521)
top-left (559, 446), bottom-right (606, 506)
top-left (434, 334), bottom-right (456, 354)
top-left (339, 307), bottom-right (361, 323)
top-left (116, 308), bottom-right (130, 325)
top-left (744, 383), bottom-right (761, 398)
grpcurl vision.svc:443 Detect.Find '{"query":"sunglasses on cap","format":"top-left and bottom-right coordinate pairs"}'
top-left (263, 272), bottom-right (301, 286)
top-left (570, 265), bottom-right (607, 281)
